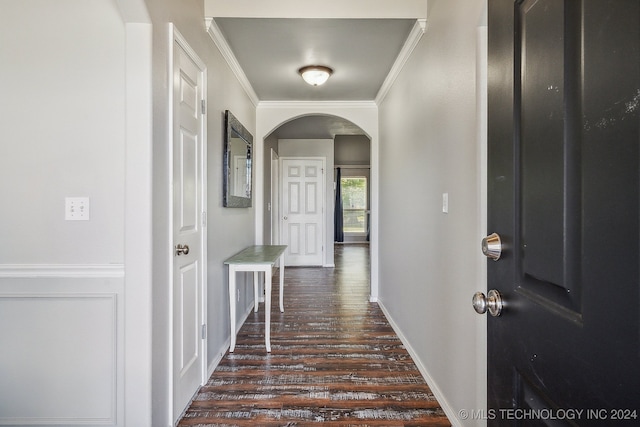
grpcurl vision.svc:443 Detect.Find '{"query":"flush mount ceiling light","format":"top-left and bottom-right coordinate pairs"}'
top-left (298, 65), bottom-right (333, 86)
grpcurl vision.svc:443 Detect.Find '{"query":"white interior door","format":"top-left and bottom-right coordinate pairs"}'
top-left (281, 158), bottom-right (325, 266)
top-left (172, 28), bottom-right (206, 421)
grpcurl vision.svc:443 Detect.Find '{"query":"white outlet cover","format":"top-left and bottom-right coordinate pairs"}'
top-left (65, 197), bottom-right (90, 221)
top-left (442, 193), bottom-right (449, 214)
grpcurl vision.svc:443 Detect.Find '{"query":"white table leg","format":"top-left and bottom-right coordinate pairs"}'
top-left (253, 271), bottom-right (259, 312)
top-left (279, 254), bottom-right (285, 313)
top-left (229, 265), bottom-right (237, 352)
top-left (265, 266), bottom-right (272, 352)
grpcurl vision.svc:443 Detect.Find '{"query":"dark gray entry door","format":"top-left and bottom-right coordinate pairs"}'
top-left (487, 0), bottom-right (640, 424)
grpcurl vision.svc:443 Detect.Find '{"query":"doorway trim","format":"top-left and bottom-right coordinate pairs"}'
top-left (120, 12), bottom-right (153, 427)
top-left (255, 102), bottom-right (379, 300)
top-left (475, 23), bottom-right (488, 416)
top-left (270, 149), bottom-right (280, 245)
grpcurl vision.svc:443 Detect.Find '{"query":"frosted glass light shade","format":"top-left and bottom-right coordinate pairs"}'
top-left (298, 65), bottom-right (333, 86)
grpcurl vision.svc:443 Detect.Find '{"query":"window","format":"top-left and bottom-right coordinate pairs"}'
top-left (341, 177), bottom-right (367, 233)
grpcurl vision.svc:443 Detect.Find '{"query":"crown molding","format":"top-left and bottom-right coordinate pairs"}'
top-left (205, 18), bottom-right (260, 107)
top-left (204, 0), bottom-right (428, 19)
top-left (375, 18), bottom-right (427, 105)
top-left (258, 100), bottom-right (378, 110)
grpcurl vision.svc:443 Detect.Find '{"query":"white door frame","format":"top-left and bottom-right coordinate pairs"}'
top-left (169, 24), bottom-right (207, 422)
top-left (270, 149), bottom-right (280, 245)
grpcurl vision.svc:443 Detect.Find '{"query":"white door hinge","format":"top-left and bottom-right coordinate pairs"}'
top-left (201, 99), bottom-right (206, 115)
top-left (201, 324), bottom-right (207, 340)
top-left (202, 211), bottom-right (207, 226)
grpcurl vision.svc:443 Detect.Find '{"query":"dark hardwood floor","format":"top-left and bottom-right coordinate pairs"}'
top-left (178, 244), bottom-right (450, 426)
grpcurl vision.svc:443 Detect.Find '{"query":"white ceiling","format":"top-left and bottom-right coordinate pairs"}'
top-left (205, 0), bottom-right (428, 138)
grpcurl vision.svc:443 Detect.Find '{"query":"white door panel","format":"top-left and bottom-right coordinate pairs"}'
top-left (178, 129), bottom-right (198, 231)
top-left (282, 158), bottom-right (324, 266)
top-left (305, 223), bottom-right (318, 254)
top-left (177, 261), bottom-right (199, 374)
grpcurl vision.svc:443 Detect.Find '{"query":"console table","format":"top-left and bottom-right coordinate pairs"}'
top-left (224, 245), bottom-right (287, 352)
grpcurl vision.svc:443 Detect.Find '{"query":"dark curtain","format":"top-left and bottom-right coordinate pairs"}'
top-left (334, 168), bottom-right (344, 242)
top-left (366, 211), bottom-right (370, 241)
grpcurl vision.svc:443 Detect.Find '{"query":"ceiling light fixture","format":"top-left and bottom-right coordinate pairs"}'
top-left (298, 65), bottom-right (333, 86)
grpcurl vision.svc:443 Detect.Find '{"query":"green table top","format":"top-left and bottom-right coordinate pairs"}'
top-left (224, 245), bottom-right (287, 265)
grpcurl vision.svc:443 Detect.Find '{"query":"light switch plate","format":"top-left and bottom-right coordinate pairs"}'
top-left (65, 197), bottom-right (90, 221)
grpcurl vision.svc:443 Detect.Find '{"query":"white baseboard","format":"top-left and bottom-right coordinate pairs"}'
top-left (377, 300), bottom-right (461, 427)
top-left (207, 301), bottom-right (255, 378)
top-left (207, 338), bottom-right (228, 379)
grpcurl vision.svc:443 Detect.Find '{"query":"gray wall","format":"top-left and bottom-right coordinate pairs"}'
top-left (378, 0), bottom-right (487, 425)
top-left (334, 134), bottom-right (371, 166)
top-left (0, 1), bottom-right (125, 265)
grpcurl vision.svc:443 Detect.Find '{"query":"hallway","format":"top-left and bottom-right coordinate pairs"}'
top-left (178, 244), bottom-right (450, 426)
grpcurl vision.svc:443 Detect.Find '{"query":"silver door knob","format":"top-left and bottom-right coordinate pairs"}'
top-left (472, 289), bottom-right (503, 316)
top-left (175, 244), bottom-right (190, 256)
top-left (481, 233), bottom-right (502, 260)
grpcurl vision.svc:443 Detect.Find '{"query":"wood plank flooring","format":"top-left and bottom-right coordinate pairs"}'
top-left (178, 244), bottom-right (450, 427)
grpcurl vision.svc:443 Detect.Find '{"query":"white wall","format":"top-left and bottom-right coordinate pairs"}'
top-left (0, 0), bottom-right (128, 425)
top-left (377, 0), bottom-right (487, 426)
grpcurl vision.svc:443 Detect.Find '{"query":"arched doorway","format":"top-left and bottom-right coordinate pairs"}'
top-left (255, 104), bottom-right (380, 301)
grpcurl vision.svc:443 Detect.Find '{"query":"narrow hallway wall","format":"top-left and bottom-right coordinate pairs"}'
top-left (377, 1), bottom-right (487, 425)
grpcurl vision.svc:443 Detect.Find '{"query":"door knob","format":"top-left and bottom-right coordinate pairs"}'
top-left (481, 233), bottom-right (502, 260)
top-left (175, 244), bottom-right (190, 256)
top-left (472, 289), bottom-right (503, 316)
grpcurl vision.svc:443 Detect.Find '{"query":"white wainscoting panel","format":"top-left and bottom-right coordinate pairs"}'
top-left (0, 268), bottom-right (123, 426)
top-left (0, 294), bottom-right (117, 425)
